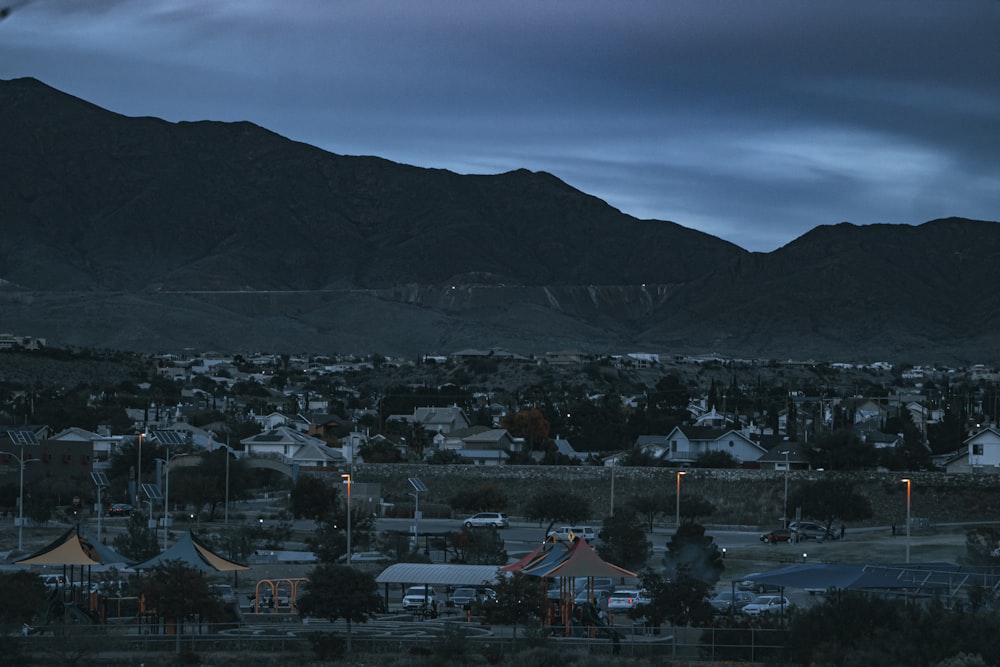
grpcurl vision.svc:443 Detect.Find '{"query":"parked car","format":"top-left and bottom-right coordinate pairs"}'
top-left (107, 503), bottom-right (133, 517)
top-left (574, 588), bottom-right (613, 612)
top-left (339, 550), bottom-right (392, 563)
top-left (738, 573), bottom-right (783, 594)
top-left (463, 512), bottom-right (509, 529)
top-left (760, 528), bottom-right (793, 544)
top-left (607, 588), bottom-right (651, 613)
top-left (742, 595), bottom-right (791, 616)
top-left (209, 583), bottom-right (236, 603)
top-left (709, 590), bottom-right (754, 614)
top-left (548, 526), bottom-right (597, 542)
top-left (447, 587), bottom-right (479, 608)
top-left (402, 585), bottom-right (439, 611)
top-left (789, 521), bottom-right (838, 541)
top-left (38, 573), bottom-right (66, 589)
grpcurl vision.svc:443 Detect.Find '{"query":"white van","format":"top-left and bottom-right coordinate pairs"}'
top-left (548, 526), bottom-right (597, 542)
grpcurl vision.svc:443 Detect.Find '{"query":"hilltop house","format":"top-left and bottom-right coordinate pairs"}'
top-left (387, 406), bottom-right (472, 435)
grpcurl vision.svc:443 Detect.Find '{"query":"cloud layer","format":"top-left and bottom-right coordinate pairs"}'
top-left (2, 0), bottom-right (998, 251)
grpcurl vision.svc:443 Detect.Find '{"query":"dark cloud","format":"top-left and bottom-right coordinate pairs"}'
top-left (1, 0), bottom-right (997, 251)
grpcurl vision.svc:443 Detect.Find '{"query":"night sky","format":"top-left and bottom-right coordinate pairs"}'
top-left (2, 0), bottom-right (997, 251)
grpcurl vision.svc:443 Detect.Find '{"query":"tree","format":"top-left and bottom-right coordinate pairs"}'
top-left (139, 560), bottom-right (225, 630)
top-left (0, 570), bottom-right (46, 627)
top-left (290, 476), bottom-right (340, 521)
top-left (448, 526), bottom-right (508, 565)
top-left (806, 428), bottom-right (878, 470)
top-left (449, 483), bottom-right (508, 512)
top-left (596, 509), bottom-right (652, 571)
top-left (693, 451), bottom-right (739, 468)
top-left (482, 570), bottom-right (545, 638)
top-left (963, 527), bottom-right (1000, 566)
top-left (522, 489), bottom-right (592, 537)
top-left (296, 563), bottom-right (382, 652)
top-left (502, 408), bottom-right (551, 454)
top-left (677, 494), bottom-right (717, 524)
top-left (627, 491), bottom-right (672, 532)
top-left (787, 478), bottom-right (873, 533)
top-left (635, 569), bottom-right (714, 628)
top-left (661, 522), bottom-right (724, 590)
top-left (113, 511), bottom-right (160, 562)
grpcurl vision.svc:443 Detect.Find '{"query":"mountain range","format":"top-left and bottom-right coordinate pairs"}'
top-left (1, 77), bottom-right (998, 364)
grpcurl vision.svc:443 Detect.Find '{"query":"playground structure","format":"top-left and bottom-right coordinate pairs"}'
top-left (503, 533), bottom-right (636, 639)
top-left (250, 577), bottom-right (309, 613)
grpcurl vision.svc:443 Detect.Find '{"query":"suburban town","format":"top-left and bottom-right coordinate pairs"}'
top-left (2, 340), bottom-right (1000, 664)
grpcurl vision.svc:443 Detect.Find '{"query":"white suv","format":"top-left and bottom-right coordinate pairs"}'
top-left (463, 512), bottom-right (509, 528)
top-left (402, 585), bottom-right (439, 611)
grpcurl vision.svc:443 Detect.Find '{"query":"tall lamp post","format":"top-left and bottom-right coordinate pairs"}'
top-left (135, 430), bottom-right (146, 506)
top-left (10, 448), bottom-right (35, 552)
top-left (901, 478), bottom-right (912, 563)
top-left (781, 450), bottom-right (791, 529)
top-left (675, 470), bottom-right (686, 528)
top-left (156, 452), bottom-right (173, 550)
top-left (342, 473), bottom-right (352, 564)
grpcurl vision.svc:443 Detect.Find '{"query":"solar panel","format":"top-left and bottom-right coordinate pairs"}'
top-left (141, 483), bottom-right (163, 500)
top-left (408, 477), bottom-right (428, 493)
top-left (6, 430), bottom-right (39, 445)
top-left (153, 430), bottom-right (186, 445)
top-left (91, 472), bottom-right (110, 487)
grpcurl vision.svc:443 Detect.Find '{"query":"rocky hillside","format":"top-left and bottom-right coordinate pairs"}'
top-left (1, 77), bottom-right (998, 364)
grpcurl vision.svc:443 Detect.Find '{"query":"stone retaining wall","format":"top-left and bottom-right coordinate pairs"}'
top-left (353, 464), bottom-right (1000, 529)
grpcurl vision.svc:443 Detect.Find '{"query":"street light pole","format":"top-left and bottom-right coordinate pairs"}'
top-left (12, 446), bottom-right (32, 552)
top-left (675, 470), bottom-right (686, 528)
top-left (342, 473), bottom-right (352, 564)
top-left (782, 450), bottom-right (790, 529)
top-left (135, 431), bottom-right (145, 506)
top-left (902, 478), bottom-right (912, 563)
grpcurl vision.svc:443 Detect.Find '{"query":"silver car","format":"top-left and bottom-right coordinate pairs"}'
top-left (463, 512), bottom-right (509, 528)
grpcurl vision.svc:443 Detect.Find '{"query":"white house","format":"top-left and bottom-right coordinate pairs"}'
top-left (241, 427), bottom-right (344, 468)
top-left (659, 426), bottom-right (768, 465)
top-left (946, 427), bottom-right (1000, 473)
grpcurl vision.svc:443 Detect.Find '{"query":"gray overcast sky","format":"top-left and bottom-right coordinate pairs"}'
top-left (2, 0), bottom-right (998, 252)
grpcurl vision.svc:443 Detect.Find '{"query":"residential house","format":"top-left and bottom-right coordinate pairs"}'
top-left (945, 427), bottom-right (1000, 473)
top-left (756, 443), bottom-right (810, 470)
top-left (389, 406), bottom-right (472, 435)
top-left (634, 435), bottom-right (671, 460)
top-left (658, 426), bottom-right (768, 466)
top-left (553, 437), bottom-right (591, 463)
top-left (454, 448), bottom-right (509, 465)
top-left (241, 427), bottom-right (344, 468)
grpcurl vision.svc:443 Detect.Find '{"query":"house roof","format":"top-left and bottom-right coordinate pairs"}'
top-left (504, 536), bottom-right (637, 580)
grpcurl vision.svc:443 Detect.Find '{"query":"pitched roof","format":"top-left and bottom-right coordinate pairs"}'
top-left (132, 530), bottom-right (249, 572)
top-left (17, 527), bottom-right (131, 566)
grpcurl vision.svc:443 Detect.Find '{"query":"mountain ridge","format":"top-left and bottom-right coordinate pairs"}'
top-left (1, 77), bottom-right (998, 364)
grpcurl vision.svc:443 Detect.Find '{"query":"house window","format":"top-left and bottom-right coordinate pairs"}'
top-left (671, 440), bottom-right (677, 452)
top-left (729, 440), bottom-right (735, 448)
top-left (973, 444), bottom-right (984, 456)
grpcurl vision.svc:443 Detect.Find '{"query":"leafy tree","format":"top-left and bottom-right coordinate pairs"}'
top-left (963, 527), bottom-right (1000, 566)
top-left (358, 440), bottom-right (403, 463)
top-left (596, 509), bottom-right (652, 571)
top-left (676, 494), bottom-right (717, 524)
top-left (692, 451), bottom-right (739, 468)
top-left (139, 560), bottom-right (225, 627)
top-left (661, 522), bottom-right (724, 589)
top-left (290, 476), bottom-right (340, 521)
top-left (426, 448), bottom-right (466, 464)
top-left (0, 570), bottom-right (46, 627)
top-left (502, 408), bottom-right (551, 454)
top-left (482, 570), bottom-right (544, 638)
top-left (627, 491), bottom-right (672, 532)
top-left (619, 447), bottom-right (658, 467)
top-left (448, 526), bottom-right (508, 565)
top-left (635, 569), bottom-right (713, 628)
top-left (806, 428), bottom-right (878, 470)
top-left (297, 563), bottom-right (382, 652)
top-left (113, 511), bottom-right (160, 562)
top-left (449, 483), bottom-right (508, 512)
top-left (787, 478), bottom-right (873, 534)
top-left (306, 507), bottom-right (376, 563)
top-left (522, 489), bottom-right (592, 537)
